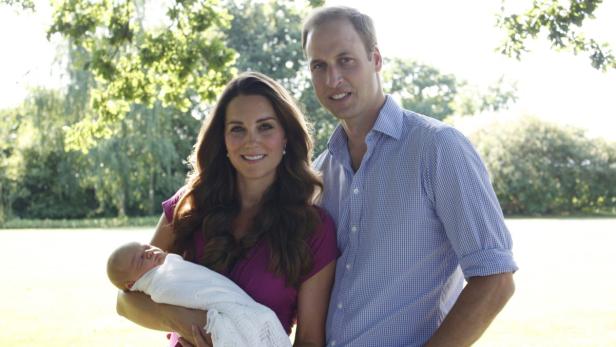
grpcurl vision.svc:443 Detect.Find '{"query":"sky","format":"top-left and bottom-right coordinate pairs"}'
top-left (1, 0), bottom-right (615, 140)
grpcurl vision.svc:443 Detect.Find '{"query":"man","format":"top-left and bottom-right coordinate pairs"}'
top-left (302, 6), bottom-right (517, 347)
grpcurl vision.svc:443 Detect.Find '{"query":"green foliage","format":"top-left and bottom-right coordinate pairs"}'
top-left (452, 77), bottom-right (518, 116)
top-left (85, 104), bottom-right (194, 217)
top-left (11, 148), bottom-right (98, 219)
top-left (472, 117), bottom-right (616, 215)
top-left (0, 109), bottom-right (23, 224)
top-left (0, 0), bottom-right (34, 11)
top-left (497, 0), bottom-right (615, 71)
top-left (47, 0), bottom-right (237, 151)
top-left (1, 89), bottom-right (99, 219)
top-left (307, 0), bottom-right (324, 7)
top-left (0, 81), bottom-right (193, 220)
top-left (383, 58), bottom-right (458, 120)
top-left (226, 0), bottom-right (306, 93)
top-left (382, 58), bottom-right (518, 120)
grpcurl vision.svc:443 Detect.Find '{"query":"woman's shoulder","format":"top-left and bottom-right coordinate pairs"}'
top-left (307, 205), bottom-right (337, 248)
top-left (162, 186), bottom-right (188, 222)
top-left (312, 205), bottom-right (335, 231)
top-left (301, 205), bottom-right (339, 282)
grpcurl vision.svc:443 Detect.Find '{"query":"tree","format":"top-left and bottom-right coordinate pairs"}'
top-left (471, 116), bottom-right (616, 215)
top-left (226, 0), bottom-right (307, 95)
top-left (452, 76), bottom-right (518, 116)
top-left (0, 108), bottom-right (23, 223)
top-left (383, 58), bottom-right (458, 121)
top-left (4, 88), bottom-right (98, 219)
top-left (47, 0), bottom-right (236, 151)
top-left (382, 58), bottom-right (518, 120)
top-left (497, 0), bottom-right (615, 71)
top-left (84, 103), bottom-right (196, 217)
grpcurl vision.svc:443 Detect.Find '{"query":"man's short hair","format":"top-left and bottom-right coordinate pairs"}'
top-left (302, 6), bottom-right (378, 55)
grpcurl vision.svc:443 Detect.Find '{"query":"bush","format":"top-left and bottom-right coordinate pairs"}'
top-left (11, 148), bottom-right (99, 219)
top-left (471, 117), bottom-right (616, 215)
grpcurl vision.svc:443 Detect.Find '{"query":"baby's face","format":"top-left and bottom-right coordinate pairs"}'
top-left (125, 243), bottom-right (167, 285)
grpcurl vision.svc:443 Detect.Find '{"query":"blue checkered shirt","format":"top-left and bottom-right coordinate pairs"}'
top-left (313, 96), bottom-right (518, 347)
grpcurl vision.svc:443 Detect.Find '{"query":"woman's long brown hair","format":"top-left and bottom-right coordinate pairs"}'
top-left (170, 72), bottom-right (323, 287)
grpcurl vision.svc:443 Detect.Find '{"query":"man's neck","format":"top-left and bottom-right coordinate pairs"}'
top-left (341, 94), bottom-right (386, 171)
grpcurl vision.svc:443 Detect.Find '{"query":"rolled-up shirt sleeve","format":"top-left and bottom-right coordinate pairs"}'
top-left (425, 127), bottom-right (518, 279)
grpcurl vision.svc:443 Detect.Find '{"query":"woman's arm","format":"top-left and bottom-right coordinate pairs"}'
top-left (150, 213), bottom-right (176, 251)
top-left (115, 213), bottom-right (211, 345)
top-left (293, 261), bottom-right (336, 347)
top-left (116, 290), bottom-right (206, 336)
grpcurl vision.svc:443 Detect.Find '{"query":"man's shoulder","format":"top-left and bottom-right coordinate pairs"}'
top-left (382, 96), bottom-right (447, 133)
top-left (397, 109), bottom-right (459, 145)
top-left (401, 108), bottom-right (448, 131)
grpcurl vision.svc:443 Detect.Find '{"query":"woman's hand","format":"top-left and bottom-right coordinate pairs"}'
top-left (178, 325), bottom-right (213, 347)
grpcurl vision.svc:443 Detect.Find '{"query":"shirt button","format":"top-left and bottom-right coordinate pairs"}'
top-left (351, 226), bottom-right (357, 232)
top-left (353, 188), bottom-right (359, 194)
top-left (330, 341), bottom-right (336, 346)
top-left (337, 302), bottom-right (343, 309)
top-left (345, 263), bottom-right (351, 270)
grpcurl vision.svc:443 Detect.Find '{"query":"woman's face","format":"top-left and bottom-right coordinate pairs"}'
top-left (224, 94), bottom-right (287, 190)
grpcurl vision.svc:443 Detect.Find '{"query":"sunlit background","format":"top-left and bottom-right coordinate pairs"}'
top-left (1, 1), bottom-right (615, 346)
top-left (2, 0), bottom-right (615, 139)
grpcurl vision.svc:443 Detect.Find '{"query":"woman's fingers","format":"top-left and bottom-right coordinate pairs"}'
top-left (178, 336), bottom-right (194, 347)
top-left (192, 325), bottom-right (213, 347)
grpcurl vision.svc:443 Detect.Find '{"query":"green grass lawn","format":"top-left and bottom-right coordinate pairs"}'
top-left (1, 219), bottom-right (615, 346)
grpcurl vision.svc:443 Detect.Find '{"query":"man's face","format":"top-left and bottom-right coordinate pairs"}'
top-left (305, 19), bottom-right (382, 124)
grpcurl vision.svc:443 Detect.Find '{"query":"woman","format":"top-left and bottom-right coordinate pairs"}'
top-left (116, 72), bottom-right (338, 347)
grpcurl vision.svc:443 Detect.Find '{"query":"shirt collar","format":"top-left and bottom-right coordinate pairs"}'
top-left (327, 124), bottom-right (348, 157)
top-left (327, 95), bottom-right (404, 155)
top-left (372, 95), bottom-right (403, 140)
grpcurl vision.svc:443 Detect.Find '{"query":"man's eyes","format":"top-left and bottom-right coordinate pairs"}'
top-left (311, 63), bottom-right (324, 71)
top-left (311, 58), bottom-right (352, 71)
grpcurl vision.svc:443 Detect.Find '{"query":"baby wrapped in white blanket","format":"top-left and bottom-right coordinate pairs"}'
top-left (131, 253), bottom-right (291, 347)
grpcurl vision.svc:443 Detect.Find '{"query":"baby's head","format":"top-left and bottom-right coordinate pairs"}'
top-left (107, 242), bottom-right (167, 290)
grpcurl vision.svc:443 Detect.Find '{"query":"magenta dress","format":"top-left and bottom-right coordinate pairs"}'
top-left (162, 189), bottom-right (338, 346)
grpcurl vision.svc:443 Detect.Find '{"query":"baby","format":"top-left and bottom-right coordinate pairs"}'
top-left (107, 241), bottom-right (291, 347)
top-left (107, 242), bottom-right (167, 290)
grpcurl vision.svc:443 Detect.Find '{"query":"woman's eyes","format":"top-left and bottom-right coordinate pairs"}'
top-left (229, 123), bottom-right (275, 133)
top-left (258, 123), bottom-right (274, 131)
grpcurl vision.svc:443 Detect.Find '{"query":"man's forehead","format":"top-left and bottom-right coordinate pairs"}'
top-left (305, 21), bottom-right (362, 59)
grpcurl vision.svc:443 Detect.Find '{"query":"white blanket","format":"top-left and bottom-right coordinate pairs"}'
top-left (132, 254), bottom-right (291, 347)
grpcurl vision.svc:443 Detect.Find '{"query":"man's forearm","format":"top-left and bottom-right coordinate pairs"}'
top-left (424, 272), bottom-right (515, 347)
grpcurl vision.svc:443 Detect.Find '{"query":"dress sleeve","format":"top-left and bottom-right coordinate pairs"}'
top-left (301, 207), bottom-right (339, 282)
top-left (161, 187), bottom-right (186, 223)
